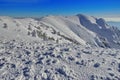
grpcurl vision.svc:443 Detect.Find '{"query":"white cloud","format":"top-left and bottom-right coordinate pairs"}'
top-left (104, 17), bottom-right (120, 22)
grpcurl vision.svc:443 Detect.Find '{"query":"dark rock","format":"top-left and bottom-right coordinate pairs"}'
top-left (94, 63), bottom-right (100, 68)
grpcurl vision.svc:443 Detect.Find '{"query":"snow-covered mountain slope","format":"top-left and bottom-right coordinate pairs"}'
top-left (0, 16), bottom-right (65, 44)
top-left (77, 14), bottom-right (120, 48)
top-left (0, 14), bottom-right (120, 48)
top-left (1, 14), bottom-right (120, 80)
top-left (41, 14), bottom-right (120, 48)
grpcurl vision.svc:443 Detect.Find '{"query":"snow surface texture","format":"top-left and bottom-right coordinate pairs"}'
top-left (0, 14), bottom-right (120, 80)
top-left (0, 40), bottom-right (120, 80)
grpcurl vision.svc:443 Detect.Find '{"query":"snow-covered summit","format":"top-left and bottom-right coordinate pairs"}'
top-left (0, 14), bottom-right (120, 48)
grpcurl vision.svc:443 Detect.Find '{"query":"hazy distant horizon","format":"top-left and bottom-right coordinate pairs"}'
top-left (0, 0), bottom-right (120, 29)
top-left (1, 13), bottom-right (120, 29)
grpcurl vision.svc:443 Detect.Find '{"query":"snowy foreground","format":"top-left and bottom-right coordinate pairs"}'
top-left (0, 14), bottom-right (120, 80)
top-left (0, 40), bottom-right (120, 80)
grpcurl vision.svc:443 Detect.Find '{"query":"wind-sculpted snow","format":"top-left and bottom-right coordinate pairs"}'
top-left (0, 40), bottom-right (120, 80)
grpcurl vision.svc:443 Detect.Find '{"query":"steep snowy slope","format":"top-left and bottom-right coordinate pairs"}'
top-left (41, 14), bottom-right (120, 48)
top-left (77, 14), bottom-right (120, 48)
top-left (41, 16), bottom-right (86, 45)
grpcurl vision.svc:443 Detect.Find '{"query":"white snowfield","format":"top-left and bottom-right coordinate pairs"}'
top-left (0, 14), bottom-right (120, 80)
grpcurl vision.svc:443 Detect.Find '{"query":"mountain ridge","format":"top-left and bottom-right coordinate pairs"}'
top-left (0, 14), bottom-right (120, 48)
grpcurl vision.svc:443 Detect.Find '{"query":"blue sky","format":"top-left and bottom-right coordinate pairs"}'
top-left (0, 0), bottom-right (120, 18)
